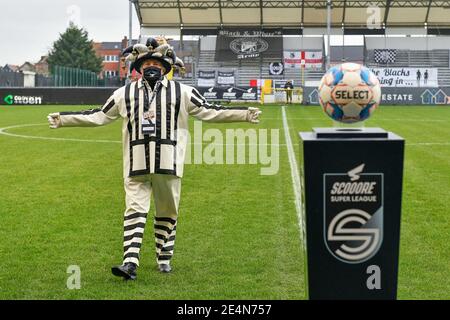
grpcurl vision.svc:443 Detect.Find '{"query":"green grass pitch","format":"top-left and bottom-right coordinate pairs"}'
top-left (0, 103), bottom-right (449, 299)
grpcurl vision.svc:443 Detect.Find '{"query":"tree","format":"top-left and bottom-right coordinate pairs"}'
top-left (47, 23), bottom-right (103, 74)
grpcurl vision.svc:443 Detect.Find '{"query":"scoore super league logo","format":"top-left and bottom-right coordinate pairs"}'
top-left (324, 164), bottom-right (383, 264)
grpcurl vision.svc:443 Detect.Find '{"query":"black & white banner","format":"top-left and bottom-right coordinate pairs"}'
top-left (215, 28), bottom-right (283, 61)
top-left (374, 49), bottom-right (397, 64)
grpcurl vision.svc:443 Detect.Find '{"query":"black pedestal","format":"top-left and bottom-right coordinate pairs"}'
top-left (299, 127), bottom-right (405, 300)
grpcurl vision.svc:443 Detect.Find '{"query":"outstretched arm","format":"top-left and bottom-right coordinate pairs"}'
top-left (186, 87), bottom-right (261, 124)
top-left (47, 94), bottom-right (120, 129)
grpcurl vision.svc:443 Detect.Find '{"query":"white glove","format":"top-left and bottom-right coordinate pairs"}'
top-left (246, 107), bottom-right (262, 124)
top-left (47, 113), bottom-right (61, 129)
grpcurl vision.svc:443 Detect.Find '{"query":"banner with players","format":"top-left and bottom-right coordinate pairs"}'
top-left (196, 86), bottom-right (258, 101)
top-left (283, 51), bottom-right (323, 69)
top-left (215, 28), bottom-right (283, 61)
top-left (370, 67), bottom-right (438, 87)
top-left (217, 71), bottom-right (235, 86)
top-left (197, 70), bottom-right (216, 87)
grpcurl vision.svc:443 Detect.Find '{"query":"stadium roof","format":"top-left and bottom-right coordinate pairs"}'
top-left (134, 0), bottom-right (450, 30)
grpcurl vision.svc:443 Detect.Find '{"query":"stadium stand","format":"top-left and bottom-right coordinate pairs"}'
top-left (195, 50), bottom-right (305, 87)
top-left (191, 36), bottom-right (324, 87)
top-left (171, 33), bottom-right (450, 89)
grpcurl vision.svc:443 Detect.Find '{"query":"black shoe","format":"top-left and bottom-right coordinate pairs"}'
top-left (111, 262), bottom-right (137, 280)
top-left (158, 264), bottom-right (172, 273)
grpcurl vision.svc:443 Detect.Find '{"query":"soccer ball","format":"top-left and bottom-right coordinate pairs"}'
top-left (318, 63), bottom-right (381, 123)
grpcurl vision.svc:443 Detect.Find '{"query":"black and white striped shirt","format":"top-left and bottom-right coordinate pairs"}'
top-left (59, 77), bottom-right (249, 177)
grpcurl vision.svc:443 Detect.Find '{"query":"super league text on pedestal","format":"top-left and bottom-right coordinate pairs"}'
top-left (299, 128), bottom-right (404, 300)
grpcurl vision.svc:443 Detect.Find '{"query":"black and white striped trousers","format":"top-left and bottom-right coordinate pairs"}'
top-left (122, 174), bottom-right (181, 266)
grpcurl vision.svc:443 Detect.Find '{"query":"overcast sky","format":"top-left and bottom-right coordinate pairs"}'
top-left (0, 1), bottom-right (373, 66)
top-left (0, 0), bottom-right (140, 66)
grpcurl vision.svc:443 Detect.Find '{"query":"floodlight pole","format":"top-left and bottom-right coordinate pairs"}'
top-left (127, 0), bottom-right (133, 84)
top-left (326, 0), bottom-right (332, 69)
top-left (129, 0), bottom-right (133, 48)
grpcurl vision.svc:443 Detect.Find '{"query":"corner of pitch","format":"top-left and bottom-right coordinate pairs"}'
top-left (182, 121), bottom-right (279, 175)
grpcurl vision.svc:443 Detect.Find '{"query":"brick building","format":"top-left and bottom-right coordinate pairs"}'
top-left (120, 36), bottom-right (139, 79)
top-left (93, 41), bottom-right (121, 79)
top-left (94, 36), bottom-right (138, 80)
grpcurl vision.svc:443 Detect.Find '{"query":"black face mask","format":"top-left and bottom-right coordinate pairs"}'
top-left (143, 66), bottom-right (162, 83)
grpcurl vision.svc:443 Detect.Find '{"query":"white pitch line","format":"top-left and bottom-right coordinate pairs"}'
top-left (0, 123), bottom-right (287, 146)
top-left (281, 106), bottom-right (304, 241)
top-left (0, 123), bottom-right (121, 144)
top-left (2, 123), bottom-right (448, 147)
top-left (407, 142), bottom-right (450, 146)
top-left (262, 117), bottom-right (447, 122)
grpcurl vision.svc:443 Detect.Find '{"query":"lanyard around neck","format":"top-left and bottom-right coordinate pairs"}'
top-left (143, 80), bottom-right (162, 112)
